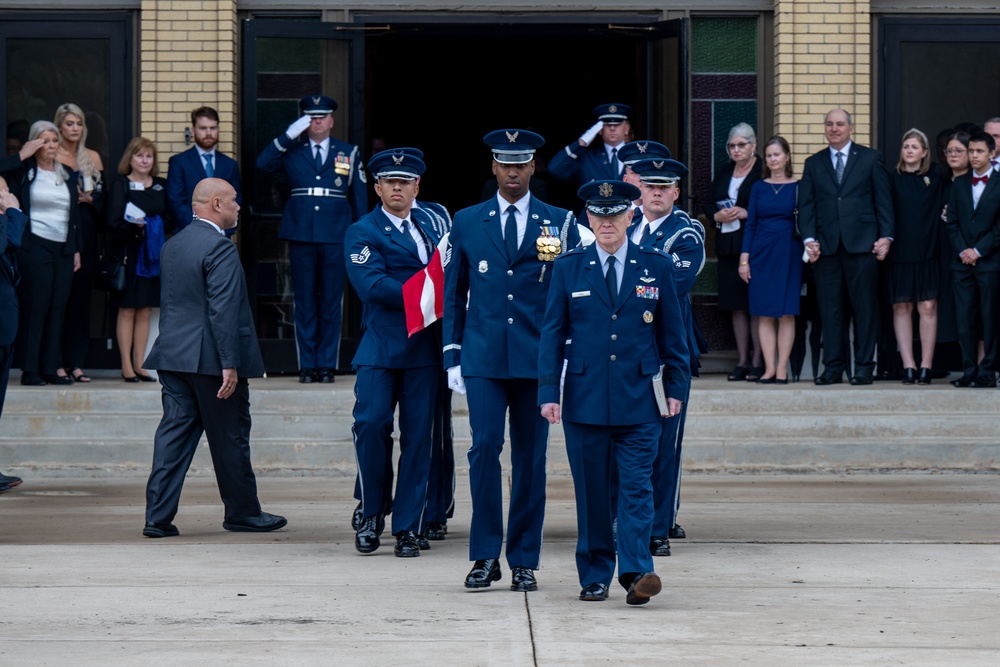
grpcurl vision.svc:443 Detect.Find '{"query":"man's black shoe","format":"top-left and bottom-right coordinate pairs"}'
top-left (317, 367), bottom-right (335, 383)
top-left (649, 536), bottom-right (671, 557)
top-left (579, 582), bottom-right (609, 601)
top-left (223, 512), bottom-right (287, 532)
top-left (668, 524), bottom-right (686, 539)
top-left (850, 370), bottom-right (874, 386)
top-left (20, 372), bottom-right (46, 386)
top-left (950, 375), bottom-right (975, 388)
top-left (299, 368), bottom-right (316, 384)
top-left (355, 515), bottom-right (381, 553)
top-left (394, 531), bottom-right (421, 558)
top-left (973, 375), bottom-right (994, 388)
top-left (142, 522), bottom-right (180, 538)
top-left (351, 501), bottom-right (363, 531)
top-left (464, 559), bottom-right (502, 588)
top-left (814, 370), bottom-right (843, 385)
top-left (625, 572), bottom-right (662, 606)
top-left (425, 521), bottom-right (447, 541)
top-left (510, 566), bottom-right (538, 592)
top-left (416, 534), bottom-right (430, 550)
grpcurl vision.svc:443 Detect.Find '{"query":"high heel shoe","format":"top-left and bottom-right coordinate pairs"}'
top-left (756, 376), bottom-right (777, 384)
top-left (122, 374), bottom-right (140, 383)
top-left (917, 368), bottom-right (932, 385)
top-left (902, 368), bottom-right (917, 385)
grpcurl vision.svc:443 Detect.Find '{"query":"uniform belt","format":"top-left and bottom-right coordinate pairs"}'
top-left (290, 188), bottom-right (345, 198)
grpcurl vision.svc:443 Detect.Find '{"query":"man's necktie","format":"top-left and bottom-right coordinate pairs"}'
top-left (404, 219), bottom-right (430, 264)
top-left (610, 147), bottom-right (619, 177)
top-left (314, 145), bottom-right (323, 169)
top-left (973, 174), bottom-right (990, 186)
top-left (835, 151), bottom-right (845, 184)
top-left (504, 205), bottom-right (518, 262)
top-left (203, 153), bottom-right (214, 177)
top-left (639, 222), bottom-right (652, 246)
top-left (605, 256), bottom-right (618, 308)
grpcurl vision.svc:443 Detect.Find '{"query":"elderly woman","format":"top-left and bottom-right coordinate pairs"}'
top-left (108, 137), bottom-right (172, 382)
top-left (55, 103), bottom-right (105, 384)
top-left (705, 122), bottom-right (764, 381)
top-left (9, 121), bottom-right (82, 386)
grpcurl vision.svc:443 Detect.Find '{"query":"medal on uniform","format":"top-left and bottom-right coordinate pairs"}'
top-left (334, 153), bottom-right (351, 176)
top-left (535, 225), bottom-right (562, 262)
top-left (335, 176), bottom-right (343, 187)
top-left (643, 310), bottom-right (654, 323)
top-left (636, 286), bottom-right (659, 299)
top-left (478, 260), bottom-right (489, 273)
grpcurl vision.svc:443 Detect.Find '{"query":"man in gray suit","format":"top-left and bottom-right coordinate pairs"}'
top-left (142, 178), bottom-right (286, 537)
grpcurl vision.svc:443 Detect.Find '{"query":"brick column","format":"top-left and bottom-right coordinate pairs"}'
top-left (773, 0), bottom-right (873, 171)
top-left (139, 0), bottom-right (239, 161)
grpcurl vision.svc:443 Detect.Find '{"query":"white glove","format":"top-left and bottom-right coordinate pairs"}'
top-left (285, 115), bottom-right (312, 140)
top-left (447, 366), bottom-right (466, 395)
top-left (579, 121), bottom-right (604, 146)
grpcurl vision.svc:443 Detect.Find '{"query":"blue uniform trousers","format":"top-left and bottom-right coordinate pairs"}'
top-left (289, 241), bottom-right (346, 369)
top-left (423, 370), bottom-right (455, 527)
top-left (652, 382), bottom-right (690, 536)
top-left (465, 376), bottom-right (548, 569)
top-left (564, 419), bottom-right (660, 589)
top-left (353, 365), bottom-right (437, 535)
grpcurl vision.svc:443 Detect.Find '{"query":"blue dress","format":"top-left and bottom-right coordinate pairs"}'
top-left (741, 180), bottom-right (803, 317)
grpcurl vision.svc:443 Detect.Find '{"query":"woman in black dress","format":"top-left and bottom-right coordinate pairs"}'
top-left (704, 122), bottom-right (764, 381)
top-left (887, 129), bottom-right (946, 384)
top-left (108, 137), bottom-right (172, 382)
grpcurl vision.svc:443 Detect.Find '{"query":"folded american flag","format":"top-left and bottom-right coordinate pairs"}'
top-left (402, 233), bottom-right (450, 337)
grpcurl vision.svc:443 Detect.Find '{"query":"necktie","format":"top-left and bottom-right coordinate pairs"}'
top-left (605, 256), bottom-right (618, 308)
top-left (639, 222), bottom-right (652, 246)
top-left (314, 145), bottom-right (323, 169)
top-left (610, 147), bottom-right (619, 177)
top-left (973, 174), bottom-right (990, 186)
top-left (404, 219), bottom-right (430, 263)
top-left (504, 205), bottom-right (518, 262)
top-left (834, 151), bottom-right (845, 184)
top-left (203, 153), bottom-right (214, 177)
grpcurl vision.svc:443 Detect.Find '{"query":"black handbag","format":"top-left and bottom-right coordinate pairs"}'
top-left (94, 255), bottom-right (126, 292)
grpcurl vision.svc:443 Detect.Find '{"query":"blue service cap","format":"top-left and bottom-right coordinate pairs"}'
top-left (299, 94), bottom-right (338, 117)
top-left (577, 180), bottom-right (641, 217)
top-left (618, 140), bottom-right (671, 166)
top-left (631, 158), bottom-right (688, 185)
top-left (483, 129), bottom-right (544, 164)
top-left (368, 148), bottom-right (426, 181)
top-left (593, 103), bottom-right (632, 125)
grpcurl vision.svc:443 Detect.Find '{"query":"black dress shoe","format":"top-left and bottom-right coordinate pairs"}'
top-left (142, 522), bottom-right (180, 538)
top-left (299, 368), bottom-right (316, 384)
top-left (973, 375), bottom-right (994, 388)
top-left (351, 501), bottom-right (363, 531)
top-left (121, 374), bottom-right (141, 383)
top-left (20, 373), bottom-right (46, 386)
top-left (425, 521), bottom-right (447, 541)
top-left (756, 376), bottom-right (777, 385)
top-left (317, 367), bottom-right (335, 383)
top-left (814, 370), bottom-right (843, 385)
top-left (902, 368), bottom-right (917, 385)
top-left (950, 375), bottom-right (975, 388)
top-left (44, 373), bottom-right (73, 385)
top-left (917, 368), bottom-right (932, 385)
top-left (625, 572), bottom-right (662, 606)
top-left (649, 536), bottom-right (671, 557)
top-left (465, 558), bottom-right (502, 589)
top-left (136, 372), bottom-right (156, 383)
top-left (0, 473), bottom-right (23, 488)
top-left (416, 534), bottom-right (430, 550)
top-left (355, 515), bottom-right (381, 553)
top-left (393, 531), bottom-right (421, 558)
top-left (668, 524), bottom-right (686, 539)
top-left (510, 566), bottom-right (538, 592)
top-left (850, 370), bottom-right (874, 386)
top-left (579, 582), bottom-right (609, 601)
top-left (223, 511), bottom-right (287, 532)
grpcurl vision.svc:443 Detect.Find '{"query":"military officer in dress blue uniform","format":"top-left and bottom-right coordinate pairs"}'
top-left (629, 157), bottom-right (706, 555)
top-left (443, 129), bottom-right (582, 592)
top-left (539, 180), bottom-right (690, 605)
top-left (344, 149), bottom-right (441, 558)
top-left (548, 104), bottom-right (634, 188)
top-left (256, 94), bottom-right (367, 384)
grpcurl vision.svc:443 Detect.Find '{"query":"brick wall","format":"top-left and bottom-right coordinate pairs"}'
top-left (139, 0), bottom-right (238, 161)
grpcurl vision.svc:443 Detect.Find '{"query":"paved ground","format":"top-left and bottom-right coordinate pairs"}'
top-left (1, 472), bottom-right (998, 666)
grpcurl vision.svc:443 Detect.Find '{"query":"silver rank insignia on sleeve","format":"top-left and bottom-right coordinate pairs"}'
top-left (350, 246), bottom-right (371, 264)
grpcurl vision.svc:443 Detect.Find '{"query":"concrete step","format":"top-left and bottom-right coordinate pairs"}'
top-left (2, 375), bottom-right (998, 475)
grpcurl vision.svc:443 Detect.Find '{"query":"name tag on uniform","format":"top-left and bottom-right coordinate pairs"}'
top-left (636, 286), bottom-right (660, 299)
top-left (572, 291), bottom-right (591, 298)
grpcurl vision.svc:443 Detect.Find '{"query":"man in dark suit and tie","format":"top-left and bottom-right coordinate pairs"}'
top-left (0, 178), bottom-right (26, 494)
top-left (166, 107), bottom-right (241, 234)
top-left (946, 132), bottom-right (1000, 387)
top-left (539, 180), bottom-right (690, 605)
top-left (798, 108), bottom-right (894, 385)
top-left (142, 178), bottom-right (286, 537)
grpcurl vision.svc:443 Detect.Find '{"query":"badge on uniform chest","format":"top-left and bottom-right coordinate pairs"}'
top-left (636, 285), bottom-right (659, 300)
top-left (535, 225), bottom-right (562, 262)
top-left (334, 153), bottom-right (351, 176)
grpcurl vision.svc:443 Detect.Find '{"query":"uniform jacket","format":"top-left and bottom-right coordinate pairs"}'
top-left (798, 143), bottom-right (894, 254)
top-left (345, 206), bottom-right (442, 369)
top-left (537, 242), bottom-right (690, 425)
top-left (415, 200), bottom-right (452, 237)
top-left (166, 147), bottom-right (242, 231)
top-left (443, 194), bottom-right (581, 378)
top-left (946, 171), bottom-right (1000, 272)
top-left (7, 157), bottom-right (83, 255)
top-left (548, 143), bottom-right (621, 185)
top-left (256, 133), bottom-right (367, 243)
top-left (144, 219), bottom-right (264, 377)
top-left (0, 206), bottom-right (27, 346)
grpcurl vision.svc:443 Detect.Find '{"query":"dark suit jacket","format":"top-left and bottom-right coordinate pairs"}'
top-left (166, 147), bottom-right (241, 232)
top-left (798, 143), bottom-right (894, 254)
top-left (0, 207), bottom-right (27, 346)
top-left (946, 171), bottom-right (1000, 272)
top-left (703, 156), bottom-right (763, 257)
top-left (144, 218), bottom-right (264, 377)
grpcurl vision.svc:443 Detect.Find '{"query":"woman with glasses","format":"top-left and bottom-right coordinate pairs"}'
top-left (704, 123), bottom-right (763, 381)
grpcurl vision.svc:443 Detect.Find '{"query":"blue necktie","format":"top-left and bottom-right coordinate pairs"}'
top-left (314, 145), bottom-right (323, 169)
top-left (203, 153), bottom-right (214, 177)
top-left (639, 221), bottom-right (652, 246)
top-left (504, 205), bottom-right (518, 262)
top-left (606, 256), bottom-right (618, 308)
top-left (610, 147), bottom-right (619, 178)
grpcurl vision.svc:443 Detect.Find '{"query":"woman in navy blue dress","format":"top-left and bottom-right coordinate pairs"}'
top-left (738, 136), bottom-right (802, 383)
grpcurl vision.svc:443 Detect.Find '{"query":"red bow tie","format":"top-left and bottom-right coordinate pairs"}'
top-left (973, 175), bottom-right (990, 186)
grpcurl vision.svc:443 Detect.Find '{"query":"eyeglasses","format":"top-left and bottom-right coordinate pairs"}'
top-left (727, 141), bottom-right (751, 151)
top-left (945, 149), bottom-right (967, 156)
